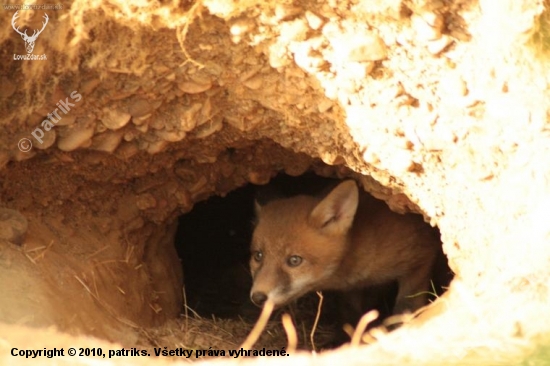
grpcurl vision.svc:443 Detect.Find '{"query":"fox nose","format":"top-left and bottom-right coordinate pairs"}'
top-left (250, 292), bottom-right (268, 307)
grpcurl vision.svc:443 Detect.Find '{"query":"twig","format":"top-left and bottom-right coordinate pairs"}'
top-left (239, 300), bottom-right (274, 350)
top-left (351, 310), bottom-right (379, 346)
top-left (282, 313), bottom-right (298, 353)
top-left (310, 291), bottom-right (324, 352)
top-left (182, 286), bottom-right (189, 331)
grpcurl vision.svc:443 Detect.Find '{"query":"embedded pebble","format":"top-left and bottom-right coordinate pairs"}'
top-left (427, 34), bottom-right (453, 55)
top-left (57, 125), bottom-right (95, 152)
top-left (146, 140), bottom-right (169, 154)
top-left (317, 99), bottom-right (334, 113)
top-left (133, 113), bottom-right (152, 126)
top-left (412, 13), bottom-right (442, 41)
top-left (420, 12), bottom-right (444, 31)
top-left (280, 19), bottom-right (309, 42)
top-left (91, 131), bottom-right (124, 153)
top-left (177, 80), bottom-right (212, 94)
top-left (80, 78), bottom-right (100, 94)
top-left (149, 117), bottom-right (165, 130)
top-left (189, 176), bottom-right (208, 196)
top-left (126, 217), bottom-right (145, 232)
top-left (32, 129), bottom-right (56, 150)
top-left (243, 76), bottom-right (264, 90)
top-left (345, 33), bottom-right (387, 62)
top-left (102, 108), bottom-right (132, 130)
top-left (0, 208), bottom-right (28, 245)
top-left (156, 129), bottom-right (187, 142)
top-left (284, 161), bottom-right (310, 177)
top-left (449, 29), bottom-right (471, 42)
top-left (321, 151), bottom-right (344, 165)
top-left (56, 115), bottom-right (76, 126)
top-left (128, 99), bottom-right (154, 118)
top-left (153, 64), bottom-right (170, 74)
top-left (194, 116), bottom-right (223, 139)
top-left (181, 103), bottom-right (202, 131)
top-left (11, 145), bottom-right (36, 161)
top-left (248, 171), bottom-right (271, 185)
top-left (275, 4), bottom-right (302, 21)
top-left (305, 11), bottom-right (323, 30)
top-left (136, 193), bottom-right (157, 210)
top-left (175, 189), bottom-right (192, 210)
top-left (175, 166), bottom-right (197, 181)
top-left (268, 43), bottom-right (292, 68)
top-left (239, 67), bottom-right (261, 83)
top-left (134, 123), bottom-right (149, 133)
top-left (230, 19), bottom-right (254, 43)
top-left (199, 99), bottom-right (212, 125)
top-left (116, 142), bottom-right (139, 159)
top-left (339, 61), bottom-right (375, 80)
top-left (124, 129), bottom-right (139, 142)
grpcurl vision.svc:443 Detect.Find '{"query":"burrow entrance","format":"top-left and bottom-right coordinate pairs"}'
top-left (0, 135), bottom-right (455, 355)
top-left (175, 171), bottom-right (453, 350)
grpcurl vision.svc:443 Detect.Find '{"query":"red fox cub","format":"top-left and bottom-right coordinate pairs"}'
top-left (249, 180), bottom-right (441, 315)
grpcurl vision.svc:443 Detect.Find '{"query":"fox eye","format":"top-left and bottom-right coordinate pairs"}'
top-left (253, 251), bottom-right (263, 262)
top-left (287, 255), bottom-right (302, 267)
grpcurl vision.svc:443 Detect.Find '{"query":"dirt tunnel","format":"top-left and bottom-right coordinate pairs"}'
top-left (1, 0), bottom-right (550, 364)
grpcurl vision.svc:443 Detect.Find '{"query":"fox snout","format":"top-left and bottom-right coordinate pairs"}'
top-left (250, 291), bottom-right (268, 307)
top-left (249, 272), bottom-right (314, 309)
top-left (249, 252), bottom-right (320, 308)
top-left (248, 261), bottom-right (299, 308)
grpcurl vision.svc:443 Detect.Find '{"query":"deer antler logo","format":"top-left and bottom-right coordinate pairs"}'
top-left (11, 11), bottom-right (49, 54)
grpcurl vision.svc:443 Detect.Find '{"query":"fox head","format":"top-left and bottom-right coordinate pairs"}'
top-left (249, 180), bottom-right (359, 308)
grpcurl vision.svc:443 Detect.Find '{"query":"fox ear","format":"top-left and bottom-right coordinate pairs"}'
top-left (254, 200), bottom-right (262, 216)
top-left (309, 180), bottom-right (359, 235)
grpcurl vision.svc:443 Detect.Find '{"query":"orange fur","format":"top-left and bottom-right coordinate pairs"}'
top-left (249, 180), bottom-right (440, 314)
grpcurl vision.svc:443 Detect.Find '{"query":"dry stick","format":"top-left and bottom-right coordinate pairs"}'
top-left (23, 251), bottom-right (37, 265)
top-left (74, 275), bottom-right (140, 329)
top-left (363, 326), bottom-right (388, 345)
top-left (342, 323), bottom-right (355, 340)
top-left (23, 240), bottom-right (54, 263)
top-left (351, 310), bottom-right (379, 346)
top-left (361, 332), bottom-right (377, 345)
top-left (32, 240), bottom-right (54, 262)
top-left (383, 312), bottom-right (413, 329)
top-left (23, 245), bottom-right (47, 253)
top-left (182, 286), bottom-right (189, 332)
top-left (282, 313), bottom-right (298, 353)
top-left (176, 1), bottom-right (205, 68)
top-left (310, 291), bottom-right (324, 352)
top-left (91, 270), bottom-right (100, 300)
top-left (239, 300), bottom-right (274, 350)
top-left (86, 245), bottom-right (109, 259)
